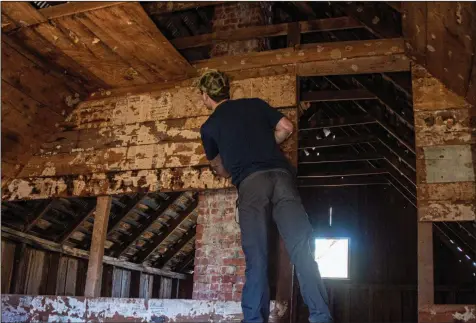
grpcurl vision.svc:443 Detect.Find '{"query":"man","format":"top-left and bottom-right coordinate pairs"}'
top-left (198, 70), bottom-right (332, 323)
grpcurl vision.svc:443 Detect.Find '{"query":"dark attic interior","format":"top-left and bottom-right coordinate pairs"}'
top-left (1, 1), bottom-right (475, 322)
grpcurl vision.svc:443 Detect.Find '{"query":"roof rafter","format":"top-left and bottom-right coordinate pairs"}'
top-left (154, 226), bottom-right (196, 268)
top-left (133, 199), bottom-right (198, 264)
top-left (108, 193), bottom-right (182, 258)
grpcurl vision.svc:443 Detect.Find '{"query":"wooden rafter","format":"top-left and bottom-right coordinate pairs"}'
top-left (301, 89), bottom-right (376, 103)
top-left (193, 38), bottom-right (405, 72)
top-left (300, 134), bottom-right (377, 150)
top-left (108, 193), bottom-right (182, 258)
top-left (155, 226), bottom-right (196, 268)
top-left (133, 199), bottom-right (198, 264)
top-left (298, 175), bottom-right (389, 187)
top-left (107, 194), bottom-right (146, 235)
top-left (171, 17), bottom-right (362, 50)
top-left (143, 1), bottom-right (227, 15)
top-left (23, 200), bottom-right (54, 232)
top-left (57, 205), bottom-right (96, 244)
top-left (300, 116), bottom-right (377, 131)
top-left (298, 168), bottom-right (388, 178)
top-left (299, 152), bottom-right (384, 164)
top-left (173, 250), bottom-right (195, 273)
top-left (2, 226), bottom-right (187, 280)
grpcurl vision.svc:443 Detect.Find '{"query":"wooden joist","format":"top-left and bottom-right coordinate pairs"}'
top-left (1, 226), bottom-right (187, 280)
top-left (133, 199), bottom-right (198, 264)
top-left (23, 200), bottom-right (54, 232)
top-left (300, 89), bottom-right (376, 103)
top-left (155, 226), bottom-right (196, 268)
top-left (143, 1), bottom-right (227, 15)
top-left (299, 152), bottom-right (384, 164)
top-left (300, 135), bottom-right (378, 149)
top-left (193, 38), bottom-right (406, 72)
top-left (300, 116), bottom-right (377, 131)
top-left (108, 193), bottom-right (182, 258)
top-left (58, 206), bottom-right (95, 244)
top-left (171, 17), bottom-right (363, 50)
top-left (298, 175), bottom-right (388, 187)
top-left (298, 168), bottom-right (388, 178)
top-left (39, 2), bottom-right (124, 21)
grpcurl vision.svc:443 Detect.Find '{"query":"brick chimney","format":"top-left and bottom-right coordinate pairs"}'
top-left (192, 2), bottom-right (268, 301)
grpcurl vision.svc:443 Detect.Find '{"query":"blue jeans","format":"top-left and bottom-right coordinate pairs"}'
top-left (237, 169), bottom-right (332, 323)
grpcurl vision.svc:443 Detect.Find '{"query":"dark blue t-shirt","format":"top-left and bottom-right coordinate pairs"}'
top-left (200, 98), bottom-right (292, 186)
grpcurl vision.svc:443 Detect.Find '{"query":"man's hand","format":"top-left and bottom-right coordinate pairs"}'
top-left (210, 154), bottom-right (231, 178)
top-left (275, 117), bottom-right (294, 144)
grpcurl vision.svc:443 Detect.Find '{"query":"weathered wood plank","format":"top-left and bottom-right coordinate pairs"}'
top-left (414, 108), bottom-right (476, 146)
top-left (139, 273), bottom-right (153, 300)
top-left (69, 75), bottom-right (296, 128)
top-left (143, 1), bottom-right (227, 15)
top-left (159, 277), bottom-right (173, 299)
top-left (297, 54), bottom-right (410, 76)
top-left (40, 2), bottom-right (123, 20)
top-left (55, 15), bottom-right (150, 86)
top-left (193, 38), bottom-right (405, 72)
top-left (402, 2), bottom-right (427, 65)
top-left (19, 141), bottom-right (208, 177)
top-left (24, 249), bottom-right (45, 295)
top-left (85, 196), bottom-right (111, 297)
top-left (65, 258), bottom-right (78, 296)
top-left (1, 2), bottom-right (45, 28)
top-left (419, 304), bottom-right (476, 323)
top-left (172, 17), bottom-right (362, 49)
top-left (412, 65), bottom-right (471, 111)
top-left (1, 41), bottom-right (79, 114)
top-left (419, 201), bottom-right (475, 221)
top-left (3, 167), bottom-right (231, 200)
top-left (56, 256), bottom-right (69, 295)
top-left (417, 222), bottom-right (434, 307)
top-left (1, 240), bottom-right (16, 294)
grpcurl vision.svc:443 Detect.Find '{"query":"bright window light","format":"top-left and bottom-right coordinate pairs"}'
top-left (315, 238), bottom-right (349, 279)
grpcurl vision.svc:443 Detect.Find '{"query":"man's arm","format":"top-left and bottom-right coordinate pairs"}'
top-left (210, 154), bottom-right (231, 178)
top-left (275, 117), bottom-right (294, 144)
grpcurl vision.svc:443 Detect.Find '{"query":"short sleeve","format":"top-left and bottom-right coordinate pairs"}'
top-left (200, 123), bottom-right (219, 160)
top-left (259, 99), bottom-right (285, 128)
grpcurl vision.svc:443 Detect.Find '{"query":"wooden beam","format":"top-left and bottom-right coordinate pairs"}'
top-left (418, 222), bottom-right (434, 308)
top-left (300, 116), bottom-right (377, 131)
top-left (300, 135), bottom-right (378, 149)
top-left (1, 2), bottom-right (45, 30)
top-left (298, 168), bottom-right (388, 178)
top-left (23, 200), bottom-right (53, 232)
top-left (57, 206), bottom-right (95, 244)
top-left (1, 225), bottom-right (186, 280)
top-left (301, 89), bottom-right (376, 103)
top-left (387, 176), bottom-right (417, 207)
top-left (155, 227), bottom-right (196, 268)
top-left (171, 17), bottom-right (362, 49)
top-left (85, 196), bottom-right (112, 297)
top-left (192, 38), bottom-right (406, 72)
top-left (173, 251), bottom-right (195, 273)
top-left (299, 152), bottom-right (384, 164)
top-left (419, 305), bottom-right (476, 323)
top-left (107, 194), bottom-right (146, 235)
top-left (39, 2), bottom-right (123, 20)
top-left (298, 54), bottom-right (410, 76)
top-left (298, 175), bottom-right (388, 187)
top-left (143, 1), bottom-right (227, 15)
top-left (133, 199), bottom-right (197, 264)
top-left (108, 193), bottom-right (182, 258)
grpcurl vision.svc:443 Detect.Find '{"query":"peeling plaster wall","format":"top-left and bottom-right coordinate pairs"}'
top-left (2, 73), bottom-right (297, 200)
top-left (412, 65), bottom-right (476, 221)
top-left (1, 295), bottom-right (288, 323)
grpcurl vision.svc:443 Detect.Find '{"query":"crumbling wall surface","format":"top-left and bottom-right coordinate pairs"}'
top-left (1, 295), bottom-right (288, 323)
top-left (2, 73), bottom-right (296, 201)
top-left (412, 64), bottom-right (476, 221)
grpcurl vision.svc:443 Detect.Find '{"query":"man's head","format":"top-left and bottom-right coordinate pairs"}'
top-left (196, 70), bottom-right (230, 109)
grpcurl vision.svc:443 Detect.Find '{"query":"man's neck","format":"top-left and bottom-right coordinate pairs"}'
top-left (211, 99), bottom-right (229, 110)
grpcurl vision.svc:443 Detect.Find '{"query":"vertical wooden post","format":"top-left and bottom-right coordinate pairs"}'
top-left (84, 196), bottom-right (111, 297)
top-left (417, 222), bottom-right (434, 307)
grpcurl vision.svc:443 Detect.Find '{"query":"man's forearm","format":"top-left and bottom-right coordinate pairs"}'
top-left (210, 155), bottom-right (231, 178)
top-left (275, 128), bottom-right (292, 144)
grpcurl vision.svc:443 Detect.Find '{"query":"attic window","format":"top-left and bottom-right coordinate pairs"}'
top-left (314, 238), bottom-right (350, 279)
